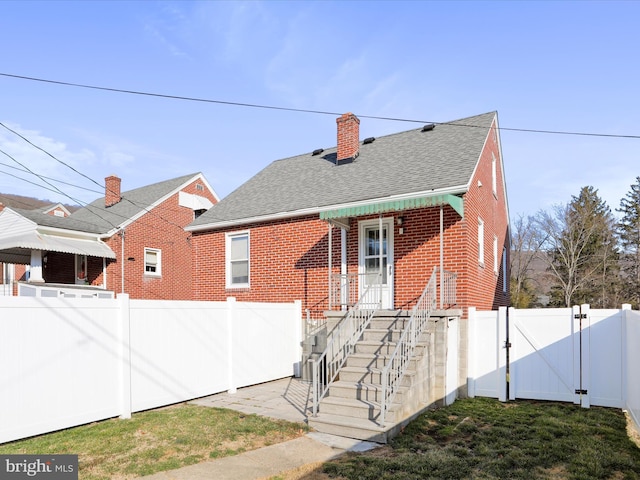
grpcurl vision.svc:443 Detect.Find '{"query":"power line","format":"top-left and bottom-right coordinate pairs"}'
top-left (2, 72), bottom-right (639, 140)
top-left (0, 122), bottom-right (202, 232)
top-left (0, 160), bottom-right (103, 195)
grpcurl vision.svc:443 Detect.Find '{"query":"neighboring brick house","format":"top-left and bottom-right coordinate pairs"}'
top-left (0, 173), bottom-right (218, 299)
top-left (186, 111), bottom-right (510, 316)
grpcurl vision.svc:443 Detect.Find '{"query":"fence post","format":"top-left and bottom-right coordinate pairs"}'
top-left (294, 300), bottom-right (302, 378)
top-left (498, 306), bottom-right (508, 402)
top-left (467, 307), bottom-right (476, 398)
top-left (118, 293), bottom-right (132, 419)
top-left (508, 307), bottom-right (516, 401)
top-left (227, 297), bottom-right (237, 394)
top-left (580, 304), bottom-right (591, 408)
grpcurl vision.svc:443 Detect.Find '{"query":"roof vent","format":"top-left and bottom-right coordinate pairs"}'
top-left (363, 137), bottom-right (375, 145)
top-left (312, 148), bottom-right (324, 156)
top-left (422, 124), bottom-right (435, 132)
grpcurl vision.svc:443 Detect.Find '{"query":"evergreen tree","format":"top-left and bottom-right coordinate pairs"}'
top-left (617, 177), bottom-right (640, 308)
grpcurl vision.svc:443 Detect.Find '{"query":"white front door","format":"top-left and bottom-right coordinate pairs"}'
top-left (359, 218), bottom-right (394, 309)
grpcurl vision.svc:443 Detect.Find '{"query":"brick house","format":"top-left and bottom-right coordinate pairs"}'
top-left (0, 173), bottom-right (218, 299)
top-left (186, 111), bottom-right (509, 440)
top-left (187, 111), bottom-right (509, 314)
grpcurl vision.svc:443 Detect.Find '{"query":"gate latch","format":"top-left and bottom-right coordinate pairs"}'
top-left (503, 341), bottom-right (512, 349)
top-left (574, 313), bottom-right (587, 319)
top-left (575, 389), bottom-right (588, 395)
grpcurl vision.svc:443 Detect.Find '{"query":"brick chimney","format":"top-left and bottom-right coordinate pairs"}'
top-left (0, 203), bottom-right (4, 212)
top-left (336, 112), bottom-right (360, 163)
top-left (105, 175), bottom-right (122, 207)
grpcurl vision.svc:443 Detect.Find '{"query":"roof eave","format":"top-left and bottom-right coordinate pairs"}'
top-left (186, 185), bottom-right (469, 233)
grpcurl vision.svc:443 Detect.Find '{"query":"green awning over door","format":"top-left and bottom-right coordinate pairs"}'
top-left (319, 193), bottom-right (464, 220)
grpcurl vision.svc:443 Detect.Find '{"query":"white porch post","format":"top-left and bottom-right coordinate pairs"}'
top-left (328, 222), bottom-right (332, 309)
top-left (341, 228), bottom-right (347, 309)
top-left (28, 249), bottom-right (44, 283)
top-left (379, 214), bottom-right (383, 307)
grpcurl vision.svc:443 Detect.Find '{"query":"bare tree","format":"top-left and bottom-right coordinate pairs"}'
top-left (535, 187), bottom-right (618, 308)
top-left (510, 214), bottom-right (545, 308)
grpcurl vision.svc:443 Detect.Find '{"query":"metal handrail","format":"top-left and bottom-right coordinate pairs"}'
top-left (311, 273), bottom-right (382, 416)
top-left (379, 267), bottom-right (438, 426)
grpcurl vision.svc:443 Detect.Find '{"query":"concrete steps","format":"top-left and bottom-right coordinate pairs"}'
top-left (308, 311), bottom-right (435, 443)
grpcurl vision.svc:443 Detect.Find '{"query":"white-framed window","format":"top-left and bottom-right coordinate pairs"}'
top-left (478, 218), bottom-right (485, 266)
top-left (493, 235), bottom-right (499, 274)
top-left (226, 231), bottom-right (249, 288)
top-left (144, 248), bottom-right (161, 276)
top-left (492, 153), bottom-right (497, 196)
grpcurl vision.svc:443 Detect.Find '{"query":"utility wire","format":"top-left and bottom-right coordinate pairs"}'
top-left (2, 72), bottom-right (639, 140)
top-left (0, 160), bottom-right (103, 195)
top-left (0, 122), bottom-right (201, 232)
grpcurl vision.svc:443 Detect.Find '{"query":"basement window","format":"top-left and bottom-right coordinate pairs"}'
top-left (144, 248), bottom-right (162, 276)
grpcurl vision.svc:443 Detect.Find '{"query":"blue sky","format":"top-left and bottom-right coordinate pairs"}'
top-left (0, 0), bottom-right (638, 220)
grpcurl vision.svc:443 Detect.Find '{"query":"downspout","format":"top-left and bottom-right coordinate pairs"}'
top-left (440, 205), bottom-right (444, 309)
top-left (120, 229), bottom-right (125, 294)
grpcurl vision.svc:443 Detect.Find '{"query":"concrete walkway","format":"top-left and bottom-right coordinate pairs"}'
top-left (142, 377), bottom-right (380, 480)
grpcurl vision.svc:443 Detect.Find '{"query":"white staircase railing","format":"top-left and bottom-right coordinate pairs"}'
top-left (379, 267), bottom-right (438, 426)
top-left (311, 274), bottom-right (382, 416)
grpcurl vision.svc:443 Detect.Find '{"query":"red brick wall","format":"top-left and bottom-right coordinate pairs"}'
top-left (193, 215), bottom-right (335, 310)
top-left (459, 119), bottom-right (510, 314)
top-left (98, 178), bottom-right (217, 300)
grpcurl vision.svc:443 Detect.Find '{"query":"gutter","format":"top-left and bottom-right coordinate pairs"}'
top-left (186, 185), bottom-right (468, 233)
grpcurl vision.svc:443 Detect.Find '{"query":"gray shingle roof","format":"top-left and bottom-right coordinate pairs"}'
top-left (27, 173), bottom-right (201, 235)
top-left (190, 112), bottom-right (496, 229)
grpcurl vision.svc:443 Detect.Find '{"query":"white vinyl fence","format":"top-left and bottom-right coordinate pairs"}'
top-left (0, 295), bottom-right (302, 444)
top-left (468, 305), bottom-right (640, 431)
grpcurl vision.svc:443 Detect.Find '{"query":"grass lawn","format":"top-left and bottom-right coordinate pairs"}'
top-left (276, 397), bottom-right (640, 480)
top-left (0, 403), bottom-right (307, 479)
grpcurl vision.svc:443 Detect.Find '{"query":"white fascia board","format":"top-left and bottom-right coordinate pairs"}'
top-left (186, 185), bottom-right (468, 233)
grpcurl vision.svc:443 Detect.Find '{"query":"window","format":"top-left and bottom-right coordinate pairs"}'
top-left (226, 231), bottom-right (249, 288)
top-left (493, 236), bottom-right (499, 274)
top-left (491, 153), bottom-right (497, 196)
top-left (144, 248), bottom-right (161, 276)
top-left (478, 218), bottom-right (484, 266)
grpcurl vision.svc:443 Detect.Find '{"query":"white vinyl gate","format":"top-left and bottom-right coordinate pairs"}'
top-left (469, 305), bottom-right (626, 409)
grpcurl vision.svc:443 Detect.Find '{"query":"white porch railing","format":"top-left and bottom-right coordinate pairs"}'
top-left (311, 274), bottom-right (382, 416)
top-left (379, 267), bottom-right (438, 426)
top-left (437, 267), bottom-right (458, 308)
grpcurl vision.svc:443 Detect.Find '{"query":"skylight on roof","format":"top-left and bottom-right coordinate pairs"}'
top-left (312, 148), bottom-right (324, 156)
top-left (422, 124), bottom-right (435, 132)
top-left (363, 137), bottom-right (375, 145)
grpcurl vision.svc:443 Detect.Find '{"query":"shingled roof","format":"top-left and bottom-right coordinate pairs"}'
top-left (188, 111), bottom-right (497, 231)
top-left (69, 173), bottom-right (202, 235)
